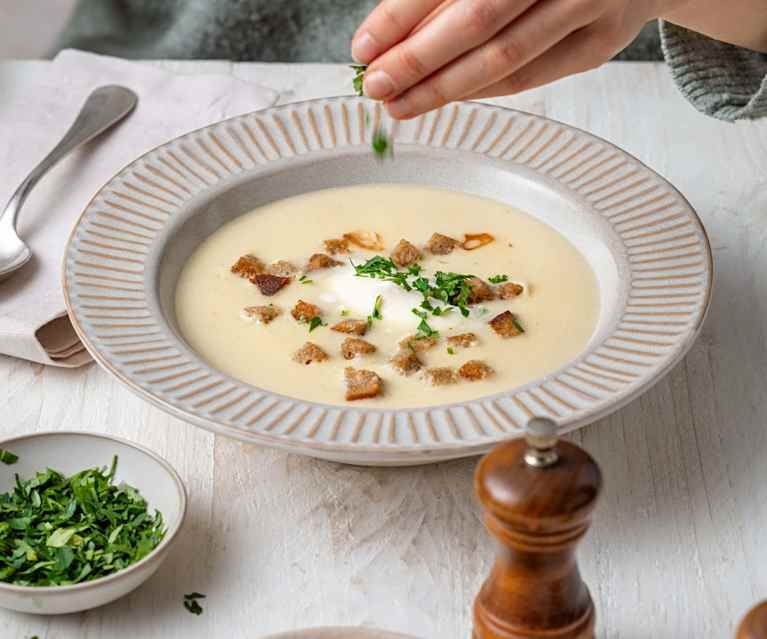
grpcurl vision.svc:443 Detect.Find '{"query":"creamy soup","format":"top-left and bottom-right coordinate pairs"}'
top-left (175, 184), bottom-right (599, 408)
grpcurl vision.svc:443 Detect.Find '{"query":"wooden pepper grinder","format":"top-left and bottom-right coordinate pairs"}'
top-left (737, 601), bottom-right (767, 638)
top-left (473, 417), bottom-right (602, 639)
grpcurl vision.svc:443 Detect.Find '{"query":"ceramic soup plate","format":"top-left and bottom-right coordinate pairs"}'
top-left (63, 98), bottom-right (712, 466)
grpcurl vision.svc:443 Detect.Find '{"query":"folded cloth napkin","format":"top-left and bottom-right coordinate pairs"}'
top-left (0, 49), bottom-right (278, 367)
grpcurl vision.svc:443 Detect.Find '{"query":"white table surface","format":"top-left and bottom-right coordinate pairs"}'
top-left (1, 60), bottom-right (766, 639)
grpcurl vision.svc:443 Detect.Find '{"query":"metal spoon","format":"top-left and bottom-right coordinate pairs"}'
top-left (0, 85), bottom-right (138, 281)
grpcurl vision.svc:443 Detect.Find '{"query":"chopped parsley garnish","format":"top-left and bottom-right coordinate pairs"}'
top-left (512, 317), bottom-right (525, 334)
top-left (340, 308), bottom-right (350, 317)
top-left (372, 128), bottom-right (392, 161)
top-left (488, 274), bottom-right (509, 284)
top-left (308, 316), bottom-right (325, 332)
top-left (447, 347), bottom-right (455, 355)
top-left (0, 450), bottom-right (18, 465)
top-left (353, 257), bottom-right (475, 335)
top-left (368, 294), bottom-right (384, 325)
top-left (350, 64), bottom-right (367, 96)
top-left (299, 275), bottom-right (313, 284)
top-left (184, 592), bottom-right (206, 615)
top-left (0, 457), bottom-right (165, 587)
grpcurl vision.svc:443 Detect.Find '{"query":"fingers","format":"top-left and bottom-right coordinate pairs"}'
top-left (352, 0), bottom-right (444, 64)
top-left (463, 25), bottom-right (613, 99)
top-left (384, 0), bottom-right (604, 119)
top-left (362, 0), bottom-right (538, 101)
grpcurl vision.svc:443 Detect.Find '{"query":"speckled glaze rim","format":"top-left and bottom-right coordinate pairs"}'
top-left (62, 97), bottom-right (712, 464)
top-left (0, 431), bottom-right (187, 594)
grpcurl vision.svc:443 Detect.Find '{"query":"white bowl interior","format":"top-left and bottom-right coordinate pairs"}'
top-left (155, 147), bottom-right (625, 371)
top-left (0, 433), bottom-right (184, 536)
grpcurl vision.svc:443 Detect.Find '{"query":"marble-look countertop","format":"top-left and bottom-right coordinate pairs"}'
top-left (1, 60), bottom-right (766, 639)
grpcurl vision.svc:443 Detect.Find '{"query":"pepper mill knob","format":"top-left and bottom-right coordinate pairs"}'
top-left (473, 417), bottom-right (602, 639)
top-left (737, 601), bottom-right (767, 639)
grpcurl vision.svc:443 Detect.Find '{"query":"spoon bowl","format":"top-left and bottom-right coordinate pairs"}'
top-left (0, 85), bottom-right (137, 281)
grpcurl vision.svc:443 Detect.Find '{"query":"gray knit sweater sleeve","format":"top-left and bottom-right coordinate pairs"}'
top-left (660, 21), bottom-right (767, 121)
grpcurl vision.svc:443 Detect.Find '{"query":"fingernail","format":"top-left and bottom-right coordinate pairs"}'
top-left (352, 31), bottom-right (379, 63)
top-left (364, 70), bottom-right (395, 100)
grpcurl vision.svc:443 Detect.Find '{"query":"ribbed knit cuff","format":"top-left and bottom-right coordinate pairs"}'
top-left (660, 20), bottom-right (767, 121)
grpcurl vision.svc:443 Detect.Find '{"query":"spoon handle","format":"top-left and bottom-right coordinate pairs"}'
top-left (0, 85), bottom-right (138, 232)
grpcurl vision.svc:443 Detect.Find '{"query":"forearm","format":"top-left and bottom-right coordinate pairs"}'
top-left (662, 0), bottom-right (767, 52)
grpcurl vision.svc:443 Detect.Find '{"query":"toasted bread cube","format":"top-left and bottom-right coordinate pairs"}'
top-left (467, 277), bottom-right (496, 304)
top-left (341, 337), bottom-right (377, 360)
top-left (390, 239), bottom-right (422, 267)
top-left (447, 332), bottom-right (478, 348)
top-left (399, 334), bottom-right (438, 353)
top-left (231, 254), bottom-right (265, 282)
top-left (254, 273), bottom-right (291, 296)
top-left (331, 319), bottom-right (369, 336)
top-left (306, 253), bottom-right (343, 272)
top-left (426, 233), bottom-right (460, 255)
top-left (390, 349), bottom-right (422, 376)
top-left (267, 260), bottom-right (298, 277)
top-left (459, 360), bottom-right (494, 381)
top-left (423, 367), bottom-right (458, 386)
top-left (324, 238), bottom-right (350, 255)
top-left (292, 299), bottom-right (322, 322)
top-left (293, 342), bottom-right (329, 365)
top-left (243, 304), bottom-right (281, 324)
top-left (498, 282), bottom-right (524, 299)
top-left (489, 310), bottom-right (524, 338)
top-left (345, 367), bottom-right (383, 400)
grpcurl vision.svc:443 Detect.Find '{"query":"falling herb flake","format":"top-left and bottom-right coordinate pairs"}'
top-left (447, 347), bottom-right (455, 355)
top-left (372, 128), bottom-right (392, 161)
top-left (488, 274), bottom-right (509, 284)
top-left (0, 449), bottom-right (18, 465)
top-left (308, 316), bottom-right (326, 332)
top-left (368, 295), bottom-right (384, 325)
top-left (350, 64), bottom-right (367, 96)
top-left (299, 275), bottom-right (313, 284)
top-left (0, 456), bottom-right (165, 587)
top-left (183, 592), bottom-right (206, 615)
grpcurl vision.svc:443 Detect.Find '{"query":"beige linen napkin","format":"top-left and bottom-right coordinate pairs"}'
top-left (0, 49), bottom-right (278, 367)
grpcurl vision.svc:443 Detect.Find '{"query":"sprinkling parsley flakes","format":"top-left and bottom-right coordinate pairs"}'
top-left (367, 294), bottom-right (384, 325)
top-left (308, 316), bottom-right (326, 332)
top-left (184, 592), bottom-right (206, 615)
top-left (447, 347), bottom-right (455, 355)
top-left (299, 275), bottom-right (313, 284)
top-left (0, 456), bottom-right (165, 587)
top-left (0, 450), bottom-right (18, 465)
top-left (488, 274), bottom-right (509, 284)
top-left (350, 64), bottom-right (367, 96)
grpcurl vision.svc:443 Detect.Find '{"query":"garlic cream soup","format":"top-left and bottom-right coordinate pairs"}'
top-left (175, 184), bottom-right (599, 408)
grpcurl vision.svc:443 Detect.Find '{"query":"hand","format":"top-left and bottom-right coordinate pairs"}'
top-left (352, 0), bottom-right (671, 119)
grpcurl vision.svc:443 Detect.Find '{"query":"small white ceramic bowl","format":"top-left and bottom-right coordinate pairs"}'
top-left (0, 431), bottom-right (186, 614)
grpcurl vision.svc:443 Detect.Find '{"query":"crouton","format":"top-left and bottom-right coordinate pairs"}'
top-left (324, 238), bottom-right (350, 255)
top-left (426, 233), bottom-right (460, 255)
top-left (341, 337), bottom-right (377, 360)
top-left (343, 231), bottom-right (384, 251)
top-left (292, 299), bottom-right (322, 322)
top-left (293, 342), bottom-right (329, 365)
top-left (459, 360), bottom-right (494, 381)
top-left (345, 367), bottom-right (383, 400)
top-left (447, 332), bottom-right (478, 348)
top-left (399, 334), bottom-right (439, 353)
top-left (331, 319), bottom-right (368, 336)
top-left (243, 304), bottom-right (281, 324)
top-left (267, 260), bottom-right (298, 277)
top-left (254, 273), bottom-right (291, 296)
top-left (489, 310), bottom-right (524, 338)
top-left (390, 239), bottom-right (422, 267)
top-left (231, 254), bottom-right (265, 282)
top-left (467, 277), bottom-right (496, 304)
top-left (423, 367), bottom-right (458, 386)
top-left (306, 253), bottom-right (343, 271)
top-left (498, 282), bottom-right (524, 299)
top-left (390, 349), bottom-right (422, 376)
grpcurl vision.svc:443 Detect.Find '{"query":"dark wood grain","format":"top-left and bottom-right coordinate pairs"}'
top-left (738, 602), bottom-right (767, 639)
top-left (473, 438), bottom-right (602, 639)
